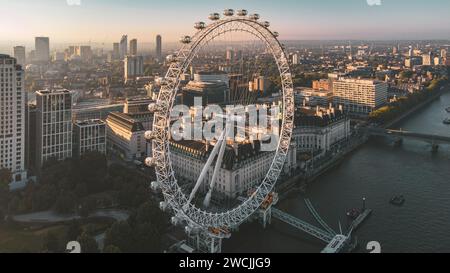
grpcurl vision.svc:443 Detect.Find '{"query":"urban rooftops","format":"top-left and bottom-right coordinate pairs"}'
top-left (36, 89), bottom-right (71, 95)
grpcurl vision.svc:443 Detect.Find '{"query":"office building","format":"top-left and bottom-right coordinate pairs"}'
top-left (156, 35), bottom-right (162, 61)
top-left (106, 112), bottom-right (146, 161)
top-left (332, 78), bottom-right (388, 114)
top-left (120, 35), bottom-right (128, 59)
top-left (422, 52), bottom-right (432, 66)
top-left (170, 140), bottom-right (297, 202)
top-left (293, 106), bottom-right (350, 154)
top-left (112, 43), bottom-right (120, 60)
top-left (130, 39), bottom-right (138, 55)
top-left (0, 55), bottom-right (27, 184)
top-left (249, 76), bottom-right (268, 94)
top-left (76, 46), bottom-right (93, 62)
top-left (35, 37), bottom-right (50, 62)
top-left (124, 55), bottom-right (144, 82)
top-left (312, 79), bottom-right (332, 91)
top-left (73, 119), bottom-right (106, 157)
top-left (123, 97), bottom-right (154, 130)
top-left (13, 46), bottom-right (26, 66)
top-left (35, 89), bottom-right (73, 168)
top-left (292, 53), bottom-right (300, 65)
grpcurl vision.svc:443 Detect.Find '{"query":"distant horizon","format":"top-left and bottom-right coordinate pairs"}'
top-left (1, 0), bottom-right (450, 48)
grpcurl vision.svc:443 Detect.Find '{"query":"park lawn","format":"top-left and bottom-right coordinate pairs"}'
top-left (0, 219), bottom-right (113, 253)
top-left (0, 225), bottom-right (66, 253)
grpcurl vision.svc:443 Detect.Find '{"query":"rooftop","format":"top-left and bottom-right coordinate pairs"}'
top-left (74, 119), bottom-right (106, 127)
top-left (106, 112), bottom-right (145, 132)
top-left (36, 89), bottom-right (71, 95)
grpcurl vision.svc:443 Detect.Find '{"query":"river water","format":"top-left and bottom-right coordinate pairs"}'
top-left (225, 91), bottom-right (450, 253)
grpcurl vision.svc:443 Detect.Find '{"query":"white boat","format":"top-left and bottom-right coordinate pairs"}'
top-left (444, 118), bottom-right (450, 125)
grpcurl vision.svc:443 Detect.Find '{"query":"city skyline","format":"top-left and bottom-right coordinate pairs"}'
top-left (1, 0), bottom-right (450, 48)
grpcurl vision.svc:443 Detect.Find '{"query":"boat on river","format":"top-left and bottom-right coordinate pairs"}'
top-left (444, 118), bottom-right (450, 125)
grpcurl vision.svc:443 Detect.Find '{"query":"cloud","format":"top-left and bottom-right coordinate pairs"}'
top-left (67, 0), bottom-right (81, 6)
top-left (366, 0), bottom-right (382, 6)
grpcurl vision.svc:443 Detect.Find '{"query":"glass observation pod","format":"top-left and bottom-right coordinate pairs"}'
top-left (180, 36), bottom-right (192, 44)
top-left (195, 22), bottom-right (206, 30)
top-left (166, 54), bottom-right (177, 63)
top-left (249, 14), bottom-right (260, 21)
top-left (237, 9), bottom-right (248, 16)
top-left (262, 21), bottom-right (270, 28)
top-left (273, 31), bottom-right (280, 37)
top-left (223, 9), bottom-right (234, 16)
top-left (209, 13), bottom-right (220, 21)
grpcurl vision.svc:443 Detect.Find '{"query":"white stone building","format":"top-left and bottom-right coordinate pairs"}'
top-left (0, 55), bottom-right (27, 185)
top-left (332, 78), bottom-right (388, 114)
top-left (106, 112), bottom-right (146, 161)
top-left (169, 140), bottom-right (297, 202)
top-left (293, 107), bottom-right (351, 153)
top-left (73, 119), bottom-right (107, 157)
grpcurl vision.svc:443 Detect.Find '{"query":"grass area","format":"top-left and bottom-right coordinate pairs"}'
top-left (0, 220), bottom-right (113, 253)
top-left (0, 225), bottom-right (66, 253)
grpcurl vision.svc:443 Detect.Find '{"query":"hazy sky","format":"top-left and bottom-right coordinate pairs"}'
top-left (1, 0), bottom-right (450, 46)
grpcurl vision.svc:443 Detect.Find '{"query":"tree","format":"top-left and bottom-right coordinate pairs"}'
top-left (66, 220), bottom-right (82, 242)
top-left (103, 245), bottom-right (122, 253)
top-left (43, 232), bottom-right (62, 253)
top-left (77, 232), bottom-right (99, 253)
top-left (0, 169), bottom-right (12, 209)
top-left (0, 168), bottom-right (12, 185)
top-left (54, 191), bottom-right (77, 214)
top-left (133, 223), bottom-right (162, 253)
top-left (104, 221), bottom-right (133, 252)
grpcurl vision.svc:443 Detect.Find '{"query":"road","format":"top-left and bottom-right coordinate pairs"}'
top-left (12, 209), bottom-right (130, 224)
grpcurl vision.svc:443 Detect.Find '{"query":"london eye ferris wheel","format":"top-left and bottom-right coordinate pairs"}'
top-left (145, 9), bottom-right (295, 243)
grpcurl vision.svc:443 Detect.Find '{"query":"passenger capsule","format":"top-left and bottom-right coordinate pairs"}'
top-left (194, 21), bottom-right (206, 30)
top-left (159, 201), bottom-right (168, 212)
top-left (273, 31), bottom-right (280, 37)
top-left (262, 21), bottom-right (270, 28)
top-left (249, 14), bottom-right (260, 21)
top-left (166, 54), bottom-right (176, 63)
top-left (150, 181), bottom-right (160, 191)
top-left (148, 103), bottom-right (159, 113)
top-left (209, 13), bottom-right (220, 21)
top-left (145, 157), bottom-right (157, 167)
top-left (237, 9), bottom-right (248, 16)
top-left (223, 9), bottom-right (234, 16)
top-left (145, 130), bottom-right (156, 140)
top-left (180, 36), bottom-right (192, 44)
top-left (171, 216), bottom-right (179, 226)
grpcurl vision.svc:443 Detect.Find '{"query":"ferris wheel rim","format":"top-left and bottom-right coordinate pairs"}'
top-left (151, 15), bottom-right (295, 231)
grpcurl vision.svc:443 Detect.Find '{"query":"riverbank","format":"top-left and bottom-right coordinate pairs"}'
top-left (383, 85), bottom-right (449, 129)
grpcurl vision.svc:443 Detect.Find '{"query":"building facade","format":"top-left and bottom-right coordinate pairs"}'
top-left (332, 78), bottom-right (388, 114)
top-left (73, 119), bottom-right (106, 157)
top-left (106, 112), bottom-right (146, 161)
top-left (130, 39), bottom-right (138, 56)
top-left (156, 35), bottom-right (162, 61)
top-left (293, 107), bottom-right (351, 154)
top-left (119, 35), bottom-right (128, 59)
top-left (13, 46), bottom-right (26, 66)
top-left (124, 55), bottom-right (144, 82)
top-left (0, 55), bottom-right (27, 184)
top-left (35, 89), bottom-right (73, 168)
top-left (170, 140), bottom-right (297, 202)
top-left (35, 37), bottom-right (50, 63)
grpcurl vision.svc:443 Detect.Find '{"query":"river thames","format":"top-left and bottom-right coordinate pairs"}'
top-left (225, 91), bottom-right (450, 253)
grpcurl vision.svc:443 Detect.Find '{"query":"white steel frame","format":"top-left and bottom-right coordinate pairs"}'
top-left (151, 14), bottom-right (295, 231)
